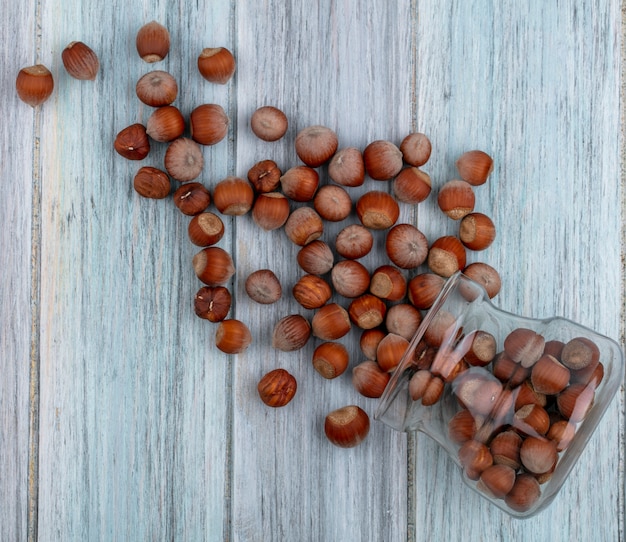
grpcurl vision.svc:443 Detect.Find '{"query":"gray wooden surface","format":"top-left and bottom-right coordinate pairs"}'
top-left (2, 1), bottom-right (623, 541)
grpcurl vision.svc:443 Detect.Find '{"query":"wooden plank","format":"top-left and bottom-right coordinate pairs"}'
top-left (231, 1), bottom-right (414, 540)
top-left (2, 4), bottom-right (38, 542)
top-left (412, 0), bottom-right (624, 539)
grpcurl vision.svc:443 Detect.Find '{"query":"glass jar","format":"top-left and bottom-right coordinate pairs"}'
top-left (375, 272), bottom-right (624, 518)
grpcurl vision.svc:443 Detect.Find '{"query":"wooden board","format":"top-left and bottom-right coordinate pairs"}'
top-left (2, 1), bottom-right (624, 541)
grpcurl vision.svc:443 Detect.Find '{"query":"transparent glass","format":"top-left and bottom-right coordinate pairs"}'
top-left (375, 272), bottom-right (624, 518)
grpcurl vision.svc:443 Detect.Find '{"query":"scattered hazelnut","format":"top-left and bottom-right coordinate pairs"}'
top-left (188, 212), bottom-right (225, 246)
top-left (197, 47), bottom-right (236, 84)
top-left (213, 176), bottom-right (254, 215)
top-left (272, 314), bottom-right (311, 351)
top-left (376, 333), bottom-right (409, 373)
top-left (427, 236), bottom-right (466, 277)
top-left (459, 212), bottom-right (496, 251)
top-left (114, 124), bottom-right (150, 160)
top-left (385, 223), bottom-right (429, 269)
top-left (363, 140), bottom-right (403, 180)
top-left (133, 166), bottom-right (171, 199)
top-left (355, 190), bottom-right (400, 230)
top-left (335, 224), bottom-right (374, 260)
top-left (280, 166), bottom-right (319, 202)
top-left (173, 182), bottom-right (211, 215)
top-left (352, 360), bottom-right (390, 398)
top-left (296, 240), bottom-right (334, 275)
top-left (146, 105), bottom-right (186, 142)
top-left (136, 21), bottom-right (170, 63)
top-left (215, 319), bottom-right (252, 354)
top-left (437, 179), bottom-right (475, 220)
top-left (250, 106), bottom-right (288, 141)
top-left (245, 269), bottom-right (282, 304)
top-left (257, 369), bottom-right (297, 407)
top-left (194, 285), bottom-right (232, 322)
top-left (456, 150), bottom-right (494, 186)
top-left (392, 167), bottom-right (432, 204)
top-left (252, 192), bottom-right (290, 230)
top-left (369, 265), bottom-right (407, 302)
top-left (61, 41), bottom-right (99, 80)
top-left (16, 64), bottom-right (54, 107)
top-left (190, 104), bottom-right (229, 146)
top-left (385, 304), bottom-right (422, 341)
top-left (348, 294), bottom-right (387, 330)
top-left (164, 138), bottom-right (204, 182)
top-left (328, 147), bottom-right (365, 187)
top-left (312, 342), bottom-right (350, 379)
top-left (135, 70), bottom-right (178, 107)
top-left (324, 405), bottom-right (370, 448)
top-left (399, 132), bottom-right (432, 166)
top-left (463, 262), bottom-right (502, 299)
top-left (313, 185), bottom-right (352, 222)
top-left (407, 273), bottom-right (445, 310)
top-left (295, 125), bottom-right (339, 167)
top-left (311, 303), bottom-right (351, 340)
top-left (331, 260), bottom-right (371, 298)
top-left (292, 274), bottom-right (332, 309)
top-left (284, 207), bottom-right (324, 246)
top-left (192, 246), bottom-right (236, 286)
top-left (360, 328), bottom-right (386, 361)
top-left (247, 159), bottom-right (282, 193)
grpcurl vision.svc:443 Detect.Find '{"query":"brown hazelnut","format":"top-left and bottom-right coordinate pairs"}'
top-left (335, 224), bottom-right (374, 260)
top-left (356, 190), bottom-right (400, 230)
top-left (407, 273), bottom-right (445, 310)
top-left (192, 247), bottom-right (236, 286)
top-left (272, 314), bottom-right (311, 351)
top-left (423, 309), bottom-right (457, 347)
top-left (360, 328), bottom-right (386, 361)
top-left (164, 138), bottom-right (204, 182)
top-left (409, 370), bottom-right (442, 404)
top-left (215, 319), bottom-right (252, 354)
top-left (453, 371), bottom-right (503, 417)
top-left (492, 352), bottom-right (530, 388)
top-left (136, 21), bottom-right (170, 63)
top-left (560, 337), bottom-right (600, 371)
top-left (133, 166), bottom-right (171, 199)
top-left (437, 179), bottom-right (475, 220)
top-left (295, 125), bottom-right (338, 167)
top-left (257, 369), bottom-right (297, 407)
top-left (190, 104), bottom-right (229, 146)
top-left (385, 304), bottom-right (422, 341)
top-left (376, 333), bottom-right (409, 373)
top-left (571, 361), bottom-right (604, 388)
top-left (363, 140), bottom-right (403, 180)
top-left (16, 64), bottom-right (54, 107)
top-left (459, 212), bottom-right (496, 251)
top-left (61, 41), bottom-right (99, 80)
top-left (530, 354), bottom-right (570, 395)
top-left (489, 430), bottom-right (523, 470)
top-left (250, 106), bottom-right (288, 141)
top-left (464, 331), bottom-right (497, 367)
top-left (512, 404), bottom-right (550, 437)
top-left (251, 192), bottom-right (290, 230)
top-left (114, 124), bottom-right (150, 160)
top-left (280, 166), bottom-right (319, 202)
top-left (385, 223), bottom-right (429, 269)
top-left (292, 274), bottom-right (332, 309)
top-left (427, 236), bottom-right (466, 277)
top-left (458, 440), bottom-right (493, 480)
top-left (324, 405), bottom-right (370, 448)
top-left (197, 47), bottom-right (236, 84)
top-left (135, 70), bottom-right (178, 106)
top-left (463, 262), bottom-right (502, 299)
top-left (348, 294), bottom-right (387, 330)
top-left (399, 132), bottom-right (432, 166)
top-left (557, 383), bottom-right (595, 422)
top-left (311, 303), bottom-right (351, 341)
top-left (173, 182), bottom-right (211, 215)
top-left (312, 342), bottom-right (350, 379)
top-left (547, 419), bottom-right (576, 452)
top-left (328, 147), bottom-right (365, 187)
top-left (194, 286), bottom-right (231, 322)
top-left (369, 265), bottom-right (407, 302)
top-left (284, 207), bottom-right (324, 246)
top-left (456, 150), bottom-right (494, 186)
top-left (478, 464), bottom-right (516, 499)
top-left (245, 269), bottom-right (282, 304)
top-left (331, 260), bottom-right (370, 298)
top-left (392, 167), bottom-right (432, 204)
top-left (504, 473), bottom-right (541, 513)
top-left (146, 105), bottom-right (185, 142)
top-left (514, 380), bottom-right (547, 410)
top-left (313, 185), bottom-right (352, 222)
top-left (296, 240), bottom-right (334, 275)
top-left (448, 409), bottom-right (477, 444)
top-left (188, 212), bottom-right (225, 246)
top-left (503, 328), bottom-right (545, 368)
top-left (352, 360), bottom-right (390, 398)
top-left (519, 437), bottom-right (557, 475)
top-left (213, 176), bottom-right (254, 216)
top-left (247, 159), bottom-right (282, 193)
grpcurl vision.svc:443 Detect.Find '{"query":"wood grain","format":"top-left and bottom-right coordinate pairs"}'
top-left (2, 1), bottom-right (623, 541)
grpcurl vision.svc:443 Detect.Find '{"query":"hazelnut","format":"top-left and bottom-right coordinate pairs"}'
top-left (413, 342), bottom-right (437, 371)
top-left (296, 240), bottom-right (334, 275)
top-left (272, 314), bottom-right (311, 351)
top-left (571, 360), bottom-right (604, 388)
top-left (292, 274), bottom-right (332, 309)
top-left (194, 286), bottom-right (231, 322)
top-left (311, 303), bottom-right (351, 341)
top-left (252, 192), bottom-right (290, 230)
top-left (437, 179), bottom-right (475, 220)
top-left (519, 437), bottom-right (557, 475)
top-left (295, 125), bottom-right (339, 167)
top-left (423, 309), bottom-right (457, 347)
top-left (399, 132), bottom-right (432, 166)
top-left (478, 464), bottom-right (516, 499)
top-left (188, 212), bottom-right (225, 247)
top-left (369, 265), bottom-right (407, 302)
top-left (503, 328), bottom-right (545, 368)
top-left (530, 354), bottom-right (570, 395)
top-left (348, 294), bottom-right (387, 330)
top-left (61, 41), bottom-right (99, 80)
top-left (512, 404), bottom-right (550, 437)
top-left (352, 360), bottom-right (390, 398)
top-left (360, 328), bottom-right (386, 361)
top-left (385, 223), bottom-right (429, 269)
top-left (280, 166), bottom-right (319, 202)
top-left (247, 159), bottom-right (282, 193)
top-left (547, 419), bottom-right (576, 452)
top-left (363, 140), bottom-right (403, 180)
top-left (114, 124), bottom-right (150, 160)
top-left (557, 383), bottom-right (595, 422)
top-left (312, 342), bottom-right (350, 379)
top-left (543, 340), bottom-right (565, 359)
top-left (376, 333), bottom-right (409, 373)
top-left (133, 166), bottom-right (171, 199)
top-left (513, 380), bottom-right (547, 410)
top-left (464, 331), bottom-right (497, 367)
top-left (245, 269), bottom-right (282, 304)
top-left (257, 369), bottom-right (297, 407)
top-left (489, 430), bottom-right (523, 470)
top-left (136, 21), bottom-right (170, 63)
top-left (213, 176), bottom-right (254, 216)
top-left (192, 246), bottom-right (236, 286)
top-left (427, 236), bottom-right (466, 277)
top-left (453, 371), bottom-right (503, 417)
top-left (355, 190), bottom-right (400, 230)
top-left (328, 147), bottom-right (365, 187)
top-left (463, 262), bottom-right (502, 299)
top-left (408, 369), bottom-right (433, 402)
top-left (284, 207), bottom-right (324, 246)
top-left (16, 64), bottom-right (54, 107)
top-left (324, 405), bottom-right (370, 448)
top-left (458, 440), bottom-right (493, 480)
top-left (215, 319), bottom-right (252, 354)
top-left (313, 185), bottom-right (352, 222)
top-left (392, 167), bottom-right (432, 204)
top-left (385, 304), bottom-right (422, 341)
top-left (135, 70), bottom-right (178, 107)
top-left (504, 473), bottom-right (541, 513)
top-left (331, 260), bottom-right (370, 298)
top-left (560, 337), bottom-right (600, 371)
top-left (456, 150), bottom-right (494, 186)
top-left (164, 138), bottom-right (204, 182)
top-left (190, 104), bottom-right (229, 146)
top-left (250, 106), bottom-right (288, 141)
top-left (173, 182), bottom-right (211, 215)
top-left (197, 47), bottom-right (236, 84)
top-left (407, 273), bottom-right (445, 310)
top-left (492, 352), bottom-right (530, 388)
top-left (335, 224), bottom-right (374, 260)
top-left (448, 409), bottom-right (477, 444)
top-left (146, 105), bottom-right (186, 142)
top-left (459, 212), bottom-right (496, 251)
